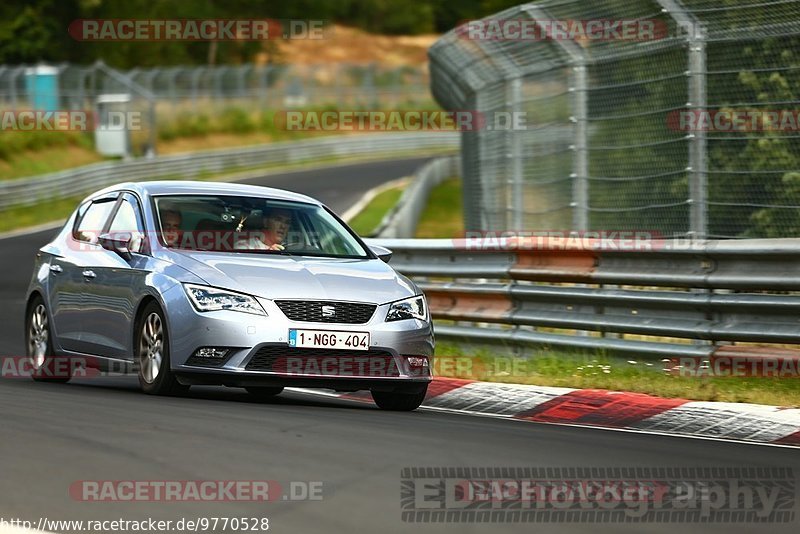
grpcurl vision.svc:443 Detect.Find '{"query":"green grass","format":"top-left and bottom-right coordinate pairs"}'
top-left (159, 104), bottom-right (449, 143)
top-left (433, 342), bottom-right (800, 407)
top-left (0, 195), bottom-right (86, 233)
top-left (0, 101), bottom-right (446, 179)
top-left (348, 185), bottom-right (405, 236)
top-left (415, 177), bottom-right (463, 237)
top-left (0, 145), bottom-right (106, 180)
top-left (0, 129), bottom-right (93, 161)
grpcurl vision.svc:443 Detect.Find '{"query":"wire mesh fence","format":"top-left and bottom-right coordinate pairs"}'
top-left (0, 61), bottom-right (431, 157)
top-left (0, 62), bottom-right (430, 110)
top-left (430, 0), bottom-right (800, 238)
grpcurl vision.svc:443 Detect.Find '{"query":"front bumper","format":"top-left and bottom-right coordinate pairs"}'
top-left (166, 289), bottom-right (434, 391)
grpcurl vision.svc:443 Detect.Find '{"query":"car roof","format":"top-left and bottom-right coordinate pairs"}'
top-left (88, 180), bottom-right (320, 205)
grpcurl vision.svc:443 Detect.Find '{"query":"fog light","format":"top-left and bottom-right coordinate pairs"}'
top-left (406, 356), bottom-right (429, 368)
top-left (194, 347), bottom-right (229, 359)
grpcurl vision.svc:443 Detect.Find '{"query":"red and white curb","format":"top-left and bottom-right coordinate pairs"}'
top-left (299, 377), bottom-right (800, 447)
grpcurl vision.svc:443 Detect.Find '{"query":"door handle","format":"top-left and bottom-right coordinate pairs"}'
top-left (82, 270), bottom-right (96, 279)
top-left (49, 264), bottom-right (63, 274)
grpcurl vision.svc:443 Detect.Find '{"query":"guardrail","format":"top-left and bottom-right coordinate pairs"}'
top-left (367, 236), bottom-right (800, 361)
top-left (375, 155), bottom-right (460, 238)
top-left (0, 133), bottom-right (459, 210)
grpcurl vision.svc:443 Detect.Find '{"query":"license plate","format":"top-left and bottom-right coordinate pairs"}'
top-left (288, 329), bottom-right (370, 351)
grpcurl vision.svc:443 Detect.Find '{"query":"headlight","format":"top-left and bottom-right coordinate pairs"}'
top-left (386, 295), bottom-right (427, 322)
top-left (184, 284), bottom-right (266, 316)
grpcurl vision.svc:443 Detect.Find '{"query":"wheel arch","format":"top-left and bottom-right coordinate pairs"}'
top-left (25, 290), bottom-right (45, 316)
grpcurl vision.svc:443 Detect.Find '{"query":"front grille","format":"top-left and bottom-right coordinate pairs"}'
top-left (245, 346), bottom-right (400, 377)
top-left (275, 300), bottom-right (376, 324)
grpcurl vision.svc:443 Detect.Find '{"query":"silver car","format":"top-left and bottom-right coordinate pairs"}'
top-left (25, 181), bottom-right (433, 410)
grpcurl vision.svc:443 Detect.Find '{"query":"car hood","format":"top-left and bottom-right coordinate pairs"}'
top-left (169, 250), bottom-right (417, 304)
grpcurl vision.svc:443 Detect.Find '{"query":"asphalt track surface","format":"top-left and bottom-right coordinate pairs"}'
top-left (1, 157), bottom-right (798, 534)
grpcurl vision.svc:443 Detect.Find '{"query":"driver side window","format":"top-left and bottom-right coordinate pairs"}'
top-left (73, 198), bottom-right (118, 244)
top-left (108, 194), bottom-right (145, 253)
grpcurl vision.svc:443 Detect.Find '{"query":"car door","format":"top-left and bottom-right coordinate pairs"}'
top-left (78, 192), bottom-right (151, 360)
top-left (47, 195), bottom-right (119, 353)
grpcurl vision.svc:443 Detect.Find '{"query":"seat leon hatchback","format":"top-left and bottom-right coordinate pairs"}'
top-left (25, 181), bottom-right (433, 410)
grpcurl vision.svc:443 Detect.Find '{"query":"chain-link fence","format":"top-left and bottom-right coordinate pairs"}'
top-left (430, 0), bottom-right (800, 239)
top-left (0, 61), bottom-right (431, 157)
top-left (0, 62), bottom-right (430, 110)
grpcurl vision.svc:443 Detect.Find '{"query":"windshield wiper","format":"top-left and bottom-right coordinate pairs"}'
top-left (246, 249), bottom-right (297, 256)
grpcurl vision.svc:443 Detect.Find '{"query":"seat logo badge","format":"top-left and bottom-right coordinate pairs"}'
top-left (321, 305), bottom-right (336, 318)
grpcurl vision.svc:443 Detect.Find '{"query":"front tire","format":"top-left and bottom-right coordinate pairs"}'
top-left (26, 296), bottom-right (71, 383)
top-left (371, 386), bottom-right (427, 411)
top-left (136, 302), bottom-right (187, 396)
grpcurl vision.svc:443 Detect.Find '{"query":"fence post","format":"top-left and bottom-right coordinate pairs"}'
top-left (10, 66), bottom-right (25, 110)
top-left (571, 62), bottom-right (589, 232)
top-left (508, 77), bottom-right (524, 231)
top-left (521, 5), bottom-right (590, 232)
top-left (334, 64), bottom-right (342, 108)
top-left (190, 67), bottom-right (204, 111)
top-left (259, 66), bottom-right (271, 109)
top-left (688, 30), bottom-right (708, 239)
top-left (657, 0), bottom-right (707, 239)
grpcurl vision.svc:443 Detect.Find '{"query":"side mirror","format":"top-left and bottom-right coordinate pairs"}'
top-left (98, 232), bottom-right (133, 260)
top-left (369, 244), bottom-right (392, 263)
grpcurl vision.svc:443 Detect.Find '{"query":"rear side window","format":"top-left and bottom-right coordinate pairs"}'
top-left (73, 198), bottom-right (118, 243)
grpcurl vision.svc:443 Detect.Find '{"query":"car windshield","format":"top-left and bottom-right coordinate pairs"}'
top-left (153, 195), bottom-right (369, 258)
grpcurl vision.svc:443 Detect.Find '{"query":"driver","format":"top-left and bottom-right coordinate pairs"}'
top-left (236, 208), bottom-right (291, 250)
top-left (160, 209), bottom-right (183, 247)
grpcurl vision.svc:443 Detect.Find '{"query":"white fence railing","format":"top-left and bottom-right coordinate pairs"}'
top-left (0, 133), bottom-right (459, 210)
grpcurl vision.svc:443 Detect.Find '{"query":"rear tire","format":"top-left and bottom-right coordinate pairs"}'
top-left (371, 386), bottom-right (427, 411)
top-left (26, 296), bottom-right (71, 383)
top-left (245, 386), bottom-right (284, 400)
top-left (136, 302), bottom-right (188, 396)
